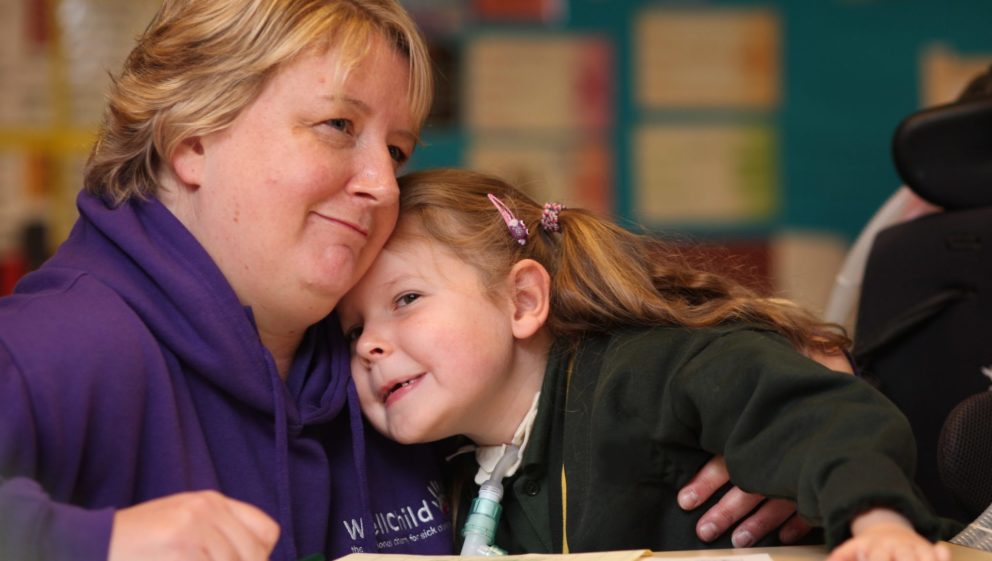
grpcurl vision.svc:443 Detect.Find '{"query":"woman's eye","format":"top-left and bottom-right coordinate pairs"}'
top-left (395, 293), bottom-right (419, 308)
top-left (388, 145), bottom-right (408, 165)
top-left (345, 325), bottom-right (364, 343)
top-left (325, 118), bottom-right (352, 133)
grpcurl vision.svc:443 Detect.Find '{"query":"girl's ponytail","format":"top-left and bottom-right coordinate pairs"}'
top-left (398, 169), bottom-right (848, 356)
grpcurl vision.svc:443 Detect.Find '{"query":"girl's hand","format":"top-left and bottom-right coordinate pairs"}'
top-left (827, 508), bottom-right (950, 561)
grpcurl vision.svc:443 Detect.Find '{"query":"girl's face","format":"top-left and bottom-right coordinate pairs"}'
top-left (166, 35), bottom-right (416, 333)
top-left (338, 230), bottom-right (535, 446)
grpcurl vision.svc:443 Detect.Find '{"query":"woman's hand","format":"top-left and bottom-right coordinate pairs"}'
top-left (677, 455), bottom-right (811, 546)
top-left (827, 508), bottom-right (950, 561)
top-left (108, 490), bottom-right (280, 561)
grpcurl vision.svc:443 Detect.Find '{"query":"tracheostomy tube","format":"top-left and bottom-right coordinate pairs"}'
top-left (460, 444), bottom-right (520, 556)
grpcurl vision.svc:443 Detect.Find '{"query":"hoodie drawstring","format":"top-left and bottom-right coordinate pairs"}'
top-left (346, 382), bottom-right (379, 553)
top-left (268, 357), bottom-right (298, 560)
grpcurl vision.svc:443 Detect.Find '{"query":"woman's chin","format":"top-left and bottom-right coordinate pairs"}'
top-left (305, 249), bottom-right (364, 290)
top-left (300, 272), bottom-right (358, 308)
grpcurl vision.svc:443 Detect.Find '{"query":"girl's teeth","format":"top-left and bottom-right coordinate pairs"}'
top-left (385, 379), bottom-right (415, 401)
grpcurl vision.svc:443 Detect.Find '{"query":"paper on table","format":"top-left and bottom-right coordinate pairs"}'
top-left (337, 550), bottom-right (649, 561)
top-left (656, 555), bottom-right (774, 561)
top-left (336, 552), bottom-right (775, 561)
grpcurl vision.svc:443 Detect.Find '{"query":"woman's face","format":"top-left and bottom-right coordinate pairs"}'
top-left (171, 35), bottom-right (416, 331)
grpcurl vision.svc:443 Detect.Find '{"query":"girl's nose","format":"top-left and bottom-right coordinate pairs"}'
top-left (356, 329), bottom-right (390, 361)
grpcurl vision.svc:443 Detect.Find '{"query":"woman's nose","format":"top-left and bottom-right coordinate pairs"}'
top-left (348, 147), bottom-right (400, 204)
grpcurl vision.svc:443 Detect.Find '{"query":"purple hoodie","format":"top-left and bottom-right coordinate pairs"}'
top-left (0, 191), bottom-right (453, 560)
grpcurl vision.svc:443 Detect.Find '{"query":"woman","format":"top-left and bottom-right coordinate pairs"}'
top-left (0, 2), bottom-right (443, 560)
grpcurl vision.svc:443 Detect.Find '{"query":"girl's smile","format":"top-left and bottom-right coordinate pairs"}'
top-left (380, 373), bottom-right (426, 405)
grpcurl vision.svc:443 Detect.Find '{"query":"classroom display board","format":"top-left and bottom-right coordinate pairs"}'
top-left (403, 0), bottom-right (992, 313)
top-left (2, 0), bottom-right (992, 309)
top-left (407, 0), bottom-right (992, 235)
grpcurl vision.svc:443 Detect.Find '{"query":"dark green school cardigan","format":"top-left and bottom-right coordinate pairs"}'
top-left (452, 324), bottom-right (951, 554)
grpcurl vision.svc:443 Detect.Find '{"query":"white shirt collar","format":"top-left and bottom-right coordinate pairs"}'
top-left (473, 392), bottom-right (541, 485)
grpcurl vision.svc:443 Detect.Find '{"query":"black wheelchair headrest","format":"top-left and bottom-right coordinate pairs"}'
top-left (892, 96), bottom-right (992, 210)
top-left (938, 391), bottom-right (992, 519)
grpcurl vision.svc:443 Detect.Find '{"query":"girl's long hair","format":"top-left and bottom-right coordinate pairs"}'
top-left (398, 168), bottom-right (848, 355)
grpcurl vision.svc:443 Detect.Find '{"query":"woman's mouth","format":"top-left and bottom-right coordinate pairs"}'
top-left (313, 212), bottom-right (368, 237)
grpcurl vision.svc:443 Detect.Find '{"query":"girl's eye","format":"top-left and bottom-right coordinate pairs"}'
top-left (345, 325), bottom-right (364, 343)
top-left (395, 293), bottom-right (419, 308)
top-left (326, 118), bottom-right (352, 133)
top-left (388, 145), bottom-right (408, 165)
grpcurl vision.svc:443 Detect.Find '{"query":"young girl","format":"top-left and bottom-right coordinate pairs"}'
top-left (338, 168), bottom-right (950, 561)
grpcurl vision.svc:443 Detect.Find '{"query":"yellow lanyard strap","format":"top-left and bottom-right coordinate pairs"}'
top-left (560, 354), bottom-right (577, 554)
top-left (561, 465), bottom-right (570, 553)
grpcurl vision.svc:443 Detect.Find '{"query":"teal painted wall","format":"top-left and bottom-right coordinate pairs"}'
top-left (408, 0), bottom-right (992, 242)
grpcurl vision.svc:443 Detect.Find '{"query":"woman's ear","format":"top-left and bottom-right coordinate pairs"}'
top-left (171, 136), bottom-right (205, 188)
top-left (508, 259), bottom-right (551, 339)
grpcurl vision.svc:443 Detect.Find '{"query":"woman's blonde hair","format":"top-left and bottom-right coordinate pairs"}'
top-left (85, 0), bottom-right (433, 205)
top-left (397, 168), bottom-right (849, 356)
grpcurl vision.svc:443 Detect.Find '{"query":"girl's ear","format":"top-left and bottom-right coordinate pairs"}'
top-left (171, 136), bottom-right (205, 188)
top-left (508, 259), bottom-right (551, 339)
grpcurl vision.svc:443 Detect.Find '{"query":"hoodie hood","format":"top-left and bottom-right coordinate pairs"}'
top-left (46, 190), bottom-right (350, 419)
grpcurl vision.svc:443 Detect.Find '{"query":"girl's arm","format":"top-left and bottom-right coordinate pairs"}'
top-left (827, 509), bottom-right (950, 561)
top-left (669, 328), bottom-right (943, 548)
top-left (677, 348), bottom-right (852, 547)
